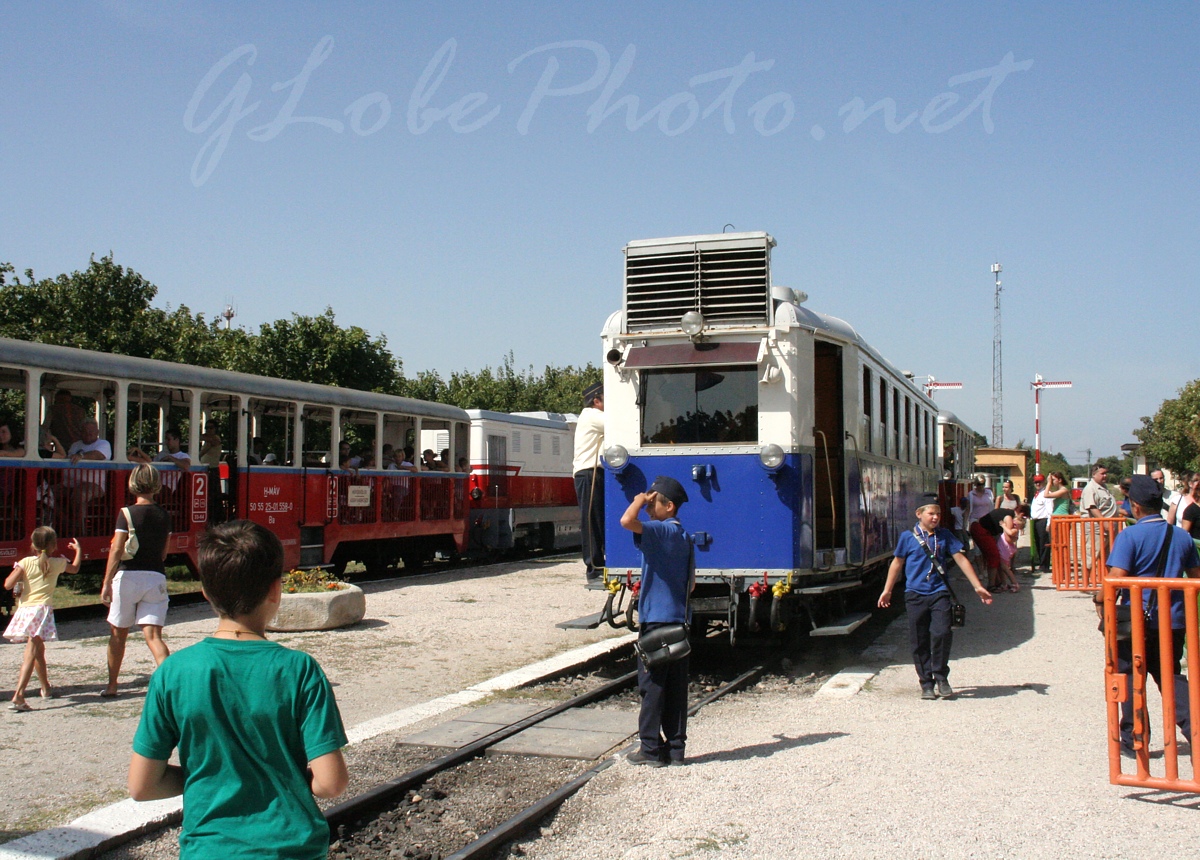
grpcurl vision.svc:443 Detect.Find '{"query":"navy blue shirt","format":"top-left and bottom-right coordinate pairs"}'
top-left (634, 518), bottom-right (692, 623)
top-left (894, 526), bottom-right (964, 596)
top-left (1107, 514), bottom-right (1200, 629)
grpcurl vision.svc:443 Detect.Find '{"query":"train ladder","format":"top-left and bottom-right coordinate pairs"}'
top-left (1051, 516), bottom-right (1127, 591)
top-left (1102, 577), bottom-right (1200, 791)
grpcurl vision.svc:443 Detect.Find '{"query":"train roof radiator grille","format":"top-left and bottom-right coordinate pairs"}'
top-left (623, 233), bottom-right (774, 332)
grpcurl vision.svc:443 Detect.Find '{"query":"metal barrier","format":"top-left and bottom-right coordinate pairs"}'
top-left (1102, 577), bottom-right (1200, 791)
top-left (1051, 516), bottom-right (1127, 590)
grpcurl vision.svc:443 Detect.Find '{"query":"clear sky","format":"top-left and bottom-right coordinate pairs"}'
top-left (2, 2), bottom-right (1197, 461)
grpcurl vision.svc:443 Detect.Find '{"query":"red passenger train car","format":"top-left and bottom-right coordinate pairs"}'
top-left (0, 337), bottom-right (470, 578)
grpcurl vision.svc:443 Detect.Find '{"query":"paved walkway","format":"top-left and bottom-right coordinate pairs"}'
top-left (522, 571), bottom-right (1200, 860)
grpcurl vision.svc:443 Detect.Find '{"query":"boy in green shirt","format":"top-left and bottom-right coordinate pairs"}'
top-left (128, 521), bottom-right (349, 859)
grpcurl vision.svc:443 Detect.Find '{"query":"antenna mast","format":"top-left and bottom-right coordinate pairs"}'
top-left (991, 262), bottom-right (1003, 446)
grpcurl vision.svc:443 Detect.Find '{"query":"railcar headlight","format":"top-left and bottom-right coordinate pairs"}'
top-left (759, 444), bottom-right (785, 472)
top-left (681, 311), bottom-right (705, 338)
top-left (603, 445), bottom-right (630, 471)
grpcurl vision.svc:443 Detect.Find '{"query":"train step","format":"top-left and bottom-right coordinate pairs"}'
top-left (556, 612), bottom-right (605, 630)
top-left (809, 611), bottom-right (871, 637)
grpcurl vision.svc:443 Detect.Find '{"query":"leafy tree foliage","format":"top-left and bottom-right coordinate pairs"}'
top-left (0, 257), bottom-right (600, 414)
top-left (1135, 379), bottom-right (1200, 474)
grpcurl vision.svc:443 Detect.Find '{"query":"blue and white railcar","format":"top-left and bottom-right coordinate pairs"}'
top-left (599, 232), bottom-right (948, 642)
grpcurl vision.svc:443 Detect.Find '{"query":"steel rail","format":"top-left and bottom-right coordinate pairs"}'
top-left (323, 667), bottom-right (637, 829)
top-left (444, 661), bottom-right (770, 860)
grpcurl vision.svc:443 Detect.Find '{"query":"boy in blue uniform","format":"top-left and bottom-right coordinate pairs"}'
top-left (620, 476), bottom-right (694, 766)
top-left (127, 521), bottom-right (349, 860)
top-left (879, 499), bottom-right (993, 699)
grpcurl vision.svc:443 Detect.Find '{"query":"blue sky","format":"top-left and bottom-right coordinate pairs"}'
top-left (2, 2), bottom-right (1197, 462)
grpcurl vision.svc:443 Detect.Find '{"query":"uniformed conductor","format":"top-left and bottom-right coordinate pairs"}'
top-left (1101, 474), bottom-right (1200, 753)
top-left (573, 382), bottom-right (605, 586)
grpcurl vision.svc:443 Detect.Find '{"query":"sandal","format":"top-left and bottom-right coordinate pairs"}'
top-left (1008, 584), bottom-right (1020, 593)
top-left (8, 701), bottom-right (31, 712)
top-left (40, 687), bottom-right (56, 699)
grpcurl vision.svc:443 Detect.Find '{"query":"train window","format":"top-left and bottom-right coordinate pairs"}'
top-left (340, 410), bottom-right (378, 467)
top-left (924, 411), bottom-right (931, 467)
top-left (512, 431), bottom-right (521, 453)
top-left (641, 366), bottom-right (758, 445)
top-left (301, 406), bottom-right (333, 465)
top-left (862, 367), bottom-right (873, 453)
top-left (383, 414), bottom-right (416, 463)
top-left (552, 435), bottom-right (561, 457)
top-left (247, 398), bottom-right (295, 466)
top-left (892, 390), bottom-right (901, 459)
top-left (904, 396), bottom-right (912, 462)
top-left (42, 376), bottom-right (111, 451)
top-left (533, 433), bottom-right (542, 455)
top-left (126, 384), bottom-right (192, 463)
top-left (0, 367), bottom-right (29, 457)
top-left (879, 379), bottom-right (888, 457)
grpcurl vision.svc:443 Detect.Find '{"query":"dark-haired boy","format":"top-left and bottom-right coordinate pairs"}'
top-left (620, 476), bottom-right (694, 766)
top-left (127, 520), bottom-right (348, 860)
top-left (879, 500), bottom-right (993, 700)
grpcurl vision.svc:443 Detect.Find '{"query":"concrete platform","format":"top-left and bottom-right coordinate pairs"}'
top-left (403, 703), bottom-right (638, 760)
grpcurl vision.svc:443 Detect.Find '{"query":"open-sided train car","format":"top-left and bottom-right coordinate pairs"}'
top-left (0, 337), bottom-right (469, 578)
top-left (599, 232), bottom-right (973, 643)
top-left (464, 410), bottom-right (579, 553)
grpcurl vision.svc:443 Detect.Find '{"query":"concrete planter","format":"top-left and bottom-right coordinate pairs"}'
top-left (268, 583), bottom-right (366, 632)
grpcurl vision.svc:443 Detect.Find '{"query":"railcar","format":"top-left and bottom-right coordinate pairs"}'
top-left (0, 337), bottom-right (470, 577)
top-left (464, 410), bottom-right (580, 553)
top-left (936, 409), bottom-right (978, 515)
top-left (599, 232), bottom-right (974, 643)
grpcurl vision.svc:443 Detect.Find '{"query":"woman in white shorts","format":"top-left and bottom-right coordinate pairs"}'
top-left (100, 463), bottom-right (172, 697)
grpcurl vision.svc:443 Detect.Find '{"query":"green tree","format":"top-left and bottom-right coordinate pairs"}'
top-left (239, 309), bottom-right (402, 393)
top-left (1136, 379), bottom-right (1200, 474)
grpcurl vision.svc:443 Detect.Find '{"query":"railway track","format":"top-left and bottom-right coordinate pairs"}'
top-left (325, 658), bottom-right (771, 860)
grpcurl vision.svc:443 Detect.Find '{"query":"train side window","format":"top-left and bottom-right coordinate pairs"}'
top-left (0, 367), bottom-right (30, 457)
top-left (879, 380), bottom-right (888, 458)
top-left (512, 431), bottom-right (521, 454)
top-left (862, 366), bottom-right (873, 453)
top-left (340, 409), bottom-right (378, 468)
top-left (892, 390), bottom-right (901, 460)
top-left (126, 384), bottom-right (192, 464)
top-left (247, 398), bottom-right (295, 466)
top-left (904, 396), bottom-right (912, 463)
top-left (383, 414), bottom-right (416, 466)
top-left (301, 406), bottom-right (333, 466)
top-left (640, 365), bottom-right (758, 445)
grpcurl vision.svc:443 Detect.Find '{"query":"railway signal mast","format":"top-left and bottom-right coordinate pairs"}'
top-left (923, 377), bottom-right (964, 398)
top-left (991, 262), bottom-right (1004, 446)
top-left (1031, 374), bottom-right (1072, 476)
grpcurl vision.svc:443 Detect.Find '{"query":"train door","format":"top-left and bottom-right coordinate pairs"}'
top-left (813, 341), bottom-right (847, 560)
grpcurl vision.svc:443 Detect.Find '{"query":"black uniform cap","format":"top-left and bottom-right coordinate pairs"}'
top-left (583, 381), bottom-right (603, 406)
top-left (649, 475), bottom-right (688, 507)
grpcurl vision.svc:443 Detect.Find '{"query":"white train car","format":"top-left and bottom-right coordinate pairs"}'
top-left (464, 410), bottom-right (580, 553)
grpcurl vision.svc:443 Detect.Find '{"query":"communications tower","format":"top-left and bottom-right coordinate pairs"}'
top-left (991, 262), bottom-right (1003, 446)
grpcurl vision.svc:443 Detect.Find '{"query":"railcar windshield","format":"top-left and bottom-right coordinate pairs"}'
top-left (641, 365), bottom-right (758, 445)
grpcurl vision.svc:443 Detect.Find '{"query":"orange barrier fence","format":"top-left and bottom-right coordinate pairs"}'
top-left (1102, 577), bottom-right (1200, 792)
top-left (1050, 516), bottom-right (1127, 590)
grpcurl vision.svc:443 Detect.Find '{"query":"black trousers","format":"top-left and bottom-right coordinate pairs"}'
top-left (1118, 628), bottom-right (1191, 747)
top-left (637, 623), bottom-right (689, 761)
top-left (1033, 517), bottom-right (1051, 570)
top-left (574, 468), bottom-right (604, 577)
top-left (905, 590), bottom-right (953, 686)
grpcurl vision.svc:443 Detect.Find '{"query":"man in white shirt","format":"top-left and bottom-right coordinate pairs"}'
top-left (1028, 474), bottom-right (1052, 572)
top-left (573, 382), bottom-right (605, 587)
top-left (60, 418), bottom-right (112, 530)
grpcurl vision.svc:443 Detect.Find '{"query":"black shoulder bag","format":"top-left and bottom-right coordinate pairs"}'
top-left (634, 526), bottom-right (694, 669)
top-left (913, 528), bottom-right (967, 629)
top-left (1111, 523), bottom-right (1174, 641)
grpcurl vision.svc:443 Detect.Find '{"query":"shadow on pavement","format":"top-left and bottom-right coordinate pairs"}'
top-left (685, 731), bottom-right (849, 765)
top-left (953, 682), bottom-right (1050, 700)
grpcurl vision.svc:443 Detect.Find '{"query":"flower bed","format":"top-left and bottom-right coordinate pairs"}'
top-left (269, 570), bottom-right (366, 631)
